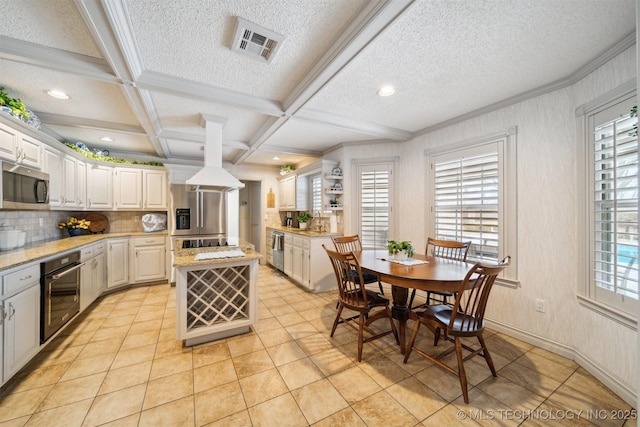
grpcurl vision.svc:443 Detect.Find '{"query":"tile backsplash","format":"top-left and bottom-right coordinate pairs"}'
top-left (0, 210), bottom-right (167, 245)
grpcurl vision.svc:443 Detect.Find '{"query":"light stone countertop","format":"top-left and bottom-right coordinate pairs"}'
top-left (173, 246), bottom-right (261, 268)
top-left (0, 232), bottom-right (168, 272)
top-left (266, 225), bottom-right (341, 238)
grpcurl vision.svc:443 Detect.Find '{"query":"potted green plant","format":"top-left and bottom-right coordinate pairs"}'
top-left (387, 240), bottom-right (414, 260)
top-left (0, 87), bottom-right (30, 119)
top-left (280, 164), bottom-right (295, 175)
top-left (297, 211), bottom-right (312, 229)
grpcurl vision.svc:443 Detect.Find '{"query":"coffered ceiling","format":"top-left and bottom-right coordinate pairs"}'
top-left (0, 0), bottom-right (635, 168)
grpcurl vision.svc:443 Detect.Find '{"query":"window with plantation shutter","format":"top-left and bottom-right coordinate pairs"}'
top-left (311, 173), bottom-right (322, 214)
top-left (357, 163), bottom-right (392, 249)
top-left (427, 128), bottom-right (517, 285)
top-left (433, 150), bottom-right (499, 263)
top-left (587, 94), bottom-right (638, 318)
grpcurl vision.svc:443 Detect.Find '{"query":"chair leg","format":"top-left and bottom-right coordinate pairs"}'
top-left (378, 280), bottom-right (385, 295)
top-left (477, 334), bottom-right (497, 377)
top-left (454, 337), bottom-right (470, 404)
top-left (357, 313), bottom-right (366, 362)
top-left (387, 307), bottom-right (399, 344)
top-left (426, 291), bottom-right (432, 305)
top-left (408, 289), bottom-right (417, 308)
top-left (330, 305), bottom-right (343, 337)
top-left (433, 327), bottom-right (441, 346)
top-left (403, 318), bottom-right (422, 363)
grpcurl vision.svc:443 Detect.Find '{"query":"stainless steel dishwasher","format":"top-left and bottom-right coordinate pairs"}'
top-left (272, 231), bottom-right (284, 271)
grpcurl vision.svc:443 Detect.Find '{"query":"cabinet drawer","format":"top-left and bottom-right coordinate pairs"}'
top-left (303, 239), bottom-right (310, 250)
top-left (133, 236), bottom-right (166, 247)
top-left (93, 242), bottom-right (106, 256)
top-left (3, 264), bottom-right (40, 296)
top-left (292, 236), bottom-right (304, 247)
top-left (81, 245), bottom-right (94, 261)
top-left (284, 234), bottom-right (293, 244)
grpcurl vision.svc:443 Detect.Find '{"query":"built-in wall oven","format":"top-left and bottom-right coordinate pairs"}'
top-left (40, 251), bottom-right (82, 343)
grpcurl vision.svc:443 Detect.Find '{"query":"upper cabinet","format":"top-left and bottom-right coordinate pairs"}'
top-left (278, 175), bottom-right (296, 210)
top-left (143, 170), bottom-right (167, 210)
top-left (114, 167), bottom-right (143, 209)
top-left (87, 165), bottom-right (113, 210)
top-left (0, 122), bottom-right (42, 169)
top-left (42, 145), bottom-right (63, 208)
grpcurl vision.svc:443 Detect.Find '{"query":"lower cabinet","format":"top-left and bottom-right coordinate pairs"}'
top-left (3, 283), bottom-right (40, 383)
top-left (131, 236), bottom-right (167, 283)
top-left (107, 238), bottom-right (130, 289)
top-left (80, 242), bottom-right (105, 311)
top-left (280, 232), bottom-right (336, 292)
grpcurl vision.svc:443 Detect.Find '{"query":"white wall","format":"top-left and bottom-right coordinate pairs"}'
top-left (334, 46), bottom-right (638, 405)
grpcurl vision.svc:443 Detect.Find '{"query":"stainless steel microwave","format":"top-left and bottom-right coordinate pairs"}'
top-left (1, 161), bottom-right (50, 210)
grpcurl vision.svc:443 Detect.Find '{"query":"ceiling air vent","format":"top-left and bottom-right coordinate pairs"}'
top-left (231, 17), bottom-right (285, 63)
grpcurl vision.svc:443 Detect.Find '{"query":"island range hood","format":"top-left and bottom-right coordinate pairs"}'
top-left (186, 115), bottom-right (245, 192)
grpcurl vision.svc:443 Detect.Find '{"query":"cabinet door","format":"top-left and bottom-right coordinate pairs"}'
top-left (302, 247), bottom-right (310, 287)
top-left (114, 168), bottom-right (142, 209)
top-left (42, 145), bottom-right (63, 208)
top-left (80, 260), bottom-right (92, 312)
top-left (107, 239), bottom-right (129, 288)
top-left (17, 134), bottom-right (41, 169)
top-left (143, 170), bottom-right (167, 209)
top-left (284, 241), bottom-right (293, 277)
top-left (62, 155), bottom-right (77, 208)
top-left (278, 176), bottom-right (296, 210)
top-left (3, 284), bottom-right (40, 381)
top-left (133, 245), bottom-right (166, 282)
top-left (0, 122), bottom-right (18, 161)
top-left (76, 160), bottom-right (87, 209)
top-left (87, 165), bottom-right (113, 209)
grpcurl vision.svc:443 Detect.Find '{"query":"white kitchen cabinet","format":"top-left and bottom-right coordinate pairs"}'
top-left (114, 167), bottom-right (142, 209)
top-left (279, 231), bottom-right (335, 292)
top-left (0, 122), bottom-right (42, 169)
top-left (80, 242), bottom-right (105, 311)
top-left (62, 154), bottom-right (78, 209)
top-left (76, 160), bottom-right (87, 209)
top-left (131, 236), bottom-right (167, 283)
top-left (283, 233), bottom-right (293, 276)
top-left (143, 169), bottom-right (167, 209)
top-left (42, 145), bottom-right (63, 208)
top-left (278, 175), bottom-right (296, 210)
top-left (291, 236), bottom-right (304, 284)
top-left (1, 263), bottom-right (41, 386)
top-left (87, 164), bottom-right (113, 209)
top-left (107, 238), bottom-right (129, 289)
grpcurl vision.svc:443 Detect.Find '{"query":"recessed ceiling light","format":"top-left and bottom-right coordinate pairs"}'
top-left (100, 137), bottom-right (114, 142)
top-left (377, 85), bottom-right (395, 97)
top-left (46, 89), bottom-right (69, 100)
top-left (273, 156), bottom-right (280, 160)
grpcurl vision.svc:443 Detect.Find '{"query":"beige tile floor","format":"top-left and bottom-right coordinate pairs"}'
top-left (0, 265), bottom-right (635, 426)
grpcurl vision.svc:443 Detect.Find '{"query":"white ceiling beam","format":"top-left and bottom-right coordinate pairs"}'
top-left (34, 112), bottom-right (146, 135)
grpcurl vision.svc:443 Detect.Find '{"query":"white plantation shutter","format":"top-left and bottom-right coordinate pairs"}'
top-left (358, 163), bottom-right (391, 249)
top-left (311, 173), bottom-right (322, 214)
top-left (590, 97), bottom-right (638, 315)
top-left (432, 147), bottom-right (499, 263)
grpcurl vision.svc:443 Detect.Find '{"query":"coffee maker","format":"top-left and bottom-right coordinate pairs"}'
top-left (284, 212), bottom-right (293, 227)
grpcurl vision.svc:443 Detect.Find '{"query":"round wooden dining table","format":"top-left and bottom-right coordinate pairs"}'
top-left (353, 249), bottom-right (473, 354)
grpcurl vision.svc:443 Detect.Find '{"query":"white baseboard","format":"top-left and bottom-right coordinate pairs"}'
top-left (486, 318), bottom-right (637, 407)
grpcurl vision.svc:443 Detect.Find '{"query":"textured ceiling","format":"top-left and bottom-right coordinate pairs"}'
top-left (0, 0), bottom-right (635, 168)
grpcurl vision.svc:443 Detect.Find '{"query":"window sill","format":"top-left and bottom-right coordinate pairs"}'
top-left (576, 294), bottom-right (637, 331)
top-left (496, 277), bottom-right (519, 289)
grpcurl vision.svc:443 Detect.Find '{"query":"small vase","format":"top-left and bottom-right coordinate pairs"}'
top-left (67, 229), bottom-right (82, 237)
top-left (299, 222), bottom-right (308, 230)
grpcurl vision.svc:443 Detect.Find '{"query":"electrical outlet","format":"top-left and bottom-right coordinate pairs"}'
top-left (535, 298), bottom-right (546, 313)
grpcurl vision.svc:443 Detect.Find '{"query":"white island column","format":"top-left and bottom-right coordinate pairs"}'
top-left (174, 247), bottom-right (261, 346)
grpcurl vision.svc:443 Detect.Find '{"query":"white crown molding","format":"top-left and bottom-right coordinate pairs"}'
top-left (136, 70), bottom-right (284, 118)
top-left (0, 36), bottom-right (116, 82)
top-left (34, 112), bottom-right (145, 135)
top-left (296, 108), bottom-right (412, 141)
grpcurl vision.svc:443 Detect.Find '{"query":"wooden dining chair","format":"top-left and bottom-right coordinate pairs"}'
top-left (408, 237), bottom-right (471, 308)
top-left (331, 235), bottom-right (385, 295)
top-left (323, 245), bottom-right (399, 362)
top-left (403, 256), bottom-right (510, 403)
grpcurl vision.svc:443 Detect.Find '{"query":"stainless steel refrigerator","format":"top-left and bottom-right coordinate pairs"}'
top-left (170, 184), bottom-right (227, 243)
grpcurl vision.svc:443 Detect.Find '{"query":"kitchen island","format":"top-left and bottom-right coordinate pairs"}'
top-left (173, 245), bottom-right (261, 346)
